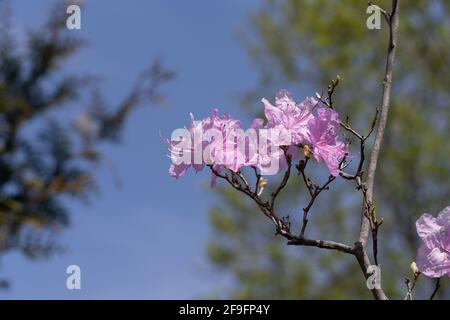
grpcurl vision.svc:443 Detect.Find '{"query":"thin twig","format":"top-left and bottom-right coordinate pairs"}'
top-left (327, 75), bottom-right (340, 109)
top-left (287, 237), bottom-right (354, 254)
top-left (404, 273), bottom-right (420, 300)
top-left (270, 149), bottom-right (292, 210)
top-left (208, 165), bottom-right (353, 256)
top-left (300, 175), bottom-right (335, 238)
top-left (252, 166), bottom-right (261, 195)
top-left (429, 278), bottom-right (441, 300)
top-left (341, 121), bottom-right (363, 140)
top-left (297, 158), bottom-right (315, 197)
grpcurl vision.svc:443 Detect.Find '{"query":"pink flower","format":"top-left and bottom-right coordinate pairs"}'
top-left (246, 117), bottom-right (287, 175)
top-left (166, 109), bottom-right (247, 184)
top-left (415, 206), bottom-right (450, 278)
top-left (165, 113), bottom-right (206, 179)
top-left (202, 109), bottom-right (243, 172)
top-left (165, 90), bottom-right (350, 181)
top-left (307, 107), bottom-right (348, 177)
top-left (262, 90), bottom-right (316, 145)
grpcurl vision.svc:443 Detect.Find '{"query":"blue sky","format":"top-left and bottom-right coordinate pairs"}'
top-left (0, 0), bottom-right (261, 299)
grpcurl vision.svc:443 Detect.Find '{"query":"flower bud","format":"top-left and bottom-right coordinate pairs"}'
top-left (303, 145), bottom-right (312, 158)
top-left (410, 261), bottom-right (420, 277)
top-left (257, 177), bottom-right (268, 196)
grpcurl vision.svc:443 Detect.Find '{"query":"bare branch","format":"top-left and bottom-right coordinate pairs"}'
top-left (352, 0), bottom-right (400, 300)
top-left (288, 237), bottom-right (354, 254)
top-left (404, 273), bottom-right (420, 300)
top-left (341, 121), bottom-right (363, 141)
top-left (300, 175), bottom-right (335, 238)
top-left (208, 165), bottom-right (353, 257)
top-left (361, 0), bottom-right (400, 247)
top-left (297, 158), bottom-right (315, 197)
top-left (327, 75), bottom-right (340, 109)
top-left (251, 166), bottom-right (261, 195)
top-left (270, 149), bottom-right (292, 210)
top-left (430, 278), bottom-right (441, 300)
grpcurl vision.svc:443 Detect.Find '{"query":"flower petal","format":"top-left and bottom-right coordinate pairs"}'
top-left (416, 244), bottom-right (450, 278)
top-left (437, 206), bottom-right (450, 228)
top-left (262, 98), bottom-right (282, 128)
top-left (416, 213), bottom-right (442, 248)
top-left (169, 163), bottom-right (189, 179)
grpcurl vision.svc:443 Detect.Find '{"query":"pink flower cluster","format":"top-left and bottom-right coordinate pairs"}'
top-left (262, 90), bottom-right (348, 177)
top-left (165, 90), bottom-right (348, 182)
top-left (415, 206), bottom-right (450, 278)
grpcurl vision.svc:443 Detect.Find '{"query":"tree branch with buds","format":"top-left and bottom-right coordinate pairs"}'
top-left (166, 0), bottom-right (402, 300)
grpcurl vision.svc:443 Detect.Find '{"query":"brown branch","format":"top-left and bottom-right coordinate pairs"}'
top-left (404, 273), bottom-right (420, 300)
top-left (251, 166), bottom-right (261, 195)
top-left (295, 152), bottom-right (337, 238)
top-left (208, 165), bottom-right (353, 256)
top-left (341, 121), bottom-right (363, 140)
top-left (327, 75), bottom-right (340, 109)
top-left (297, 158), bottom-right (315, 197)
top-left (361, 0), bottom-right (399, 247)
top-left (270, 149), bottom-right (292, 210)
top-left (339, 108), bottom-right (379, 180)
top-left (300, 175), bottom-right (335, 238)
top-left (353, 242), bottom-right (387, 300)
top-left (288, 237), bottom-right (354, 254)
top-left (316, 75), bottom-right (340, 110)
top-left (352, 0), bottom-right (400, 300)
top-left (429, 278), bottom-right (441, 300)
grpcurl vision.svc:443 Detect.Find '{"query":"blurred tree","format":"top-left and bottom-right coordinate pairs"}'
top-left (207, 0), bottom-right (450, 299)
top-left (0, 1), bottom-right (173, 287)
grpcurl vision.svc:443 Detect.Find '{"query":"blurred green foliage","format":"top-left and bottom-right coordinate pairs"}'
top-left (207, 0), bottom-right (450, 299)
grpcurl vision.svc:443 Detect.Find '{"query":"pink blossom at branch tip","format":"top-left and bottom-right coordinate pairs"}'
top-left (307, 107), bottom-right (348, 177)
top-left (166, 109), bottom-right (248, 183)
top-left (415, 206), bottom-right (450, 278)
top-left (262, 90), bottom-right (316, 145)
top-left (165, 89), bottom-right (350, 182)
top-left (166, 113), bottom-right (206, 179)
